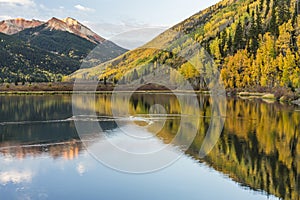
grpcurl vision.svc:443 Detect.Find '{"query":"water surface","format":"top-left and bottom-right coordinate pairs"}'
top-left (0, 94), bottom-right (298, 199)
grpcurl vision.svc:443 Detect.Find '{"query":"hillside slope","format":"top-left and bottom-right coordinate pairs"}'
top-left (70, 0), bottom-right (300, 91)
top-left (0, 32), bottom-right (79, 82)
top-left (15, 21), bottom-right (126, 62)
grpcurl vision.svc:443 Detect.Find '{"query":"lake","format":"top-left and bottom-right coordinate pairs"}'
top-left (0, 94), bottom-right (299, 200)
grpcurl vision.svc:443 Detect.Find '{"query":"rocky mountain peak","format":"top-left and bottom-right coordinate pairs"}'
top-left (0, 18), bottom-right (43, 35)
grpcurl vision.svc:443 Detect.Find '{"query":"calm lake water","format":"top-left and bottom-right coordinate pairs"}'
top-left (0, 94), bottom-right (299, 200)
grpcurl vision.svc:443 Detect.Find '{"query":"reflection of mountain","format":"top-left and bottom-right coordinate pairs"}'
top-left (0, 140), bottom-right (83, 160)
top-left (0, 94), bottom-right (299, 199)
top-left (0, 95), bottom-right (72, 122)
top-left (0, 95), bottom-right (118, 160)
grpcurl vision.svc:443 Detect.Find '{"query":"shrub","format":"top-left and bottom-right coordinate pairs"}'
top-left (273, 87), bottom-right (295, 100)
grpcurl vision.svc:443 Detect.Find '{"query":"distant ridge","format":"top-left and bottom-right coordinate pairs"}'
top-left (0, 18), bottom-right (43, 35)
top-left (0, 17), bottom-right (105, 44)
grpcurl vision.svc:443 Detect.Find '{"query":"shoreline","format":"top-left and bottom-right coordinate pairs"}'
top-left (1, 90), bottom-right (299, 106)
top-left (0, 90), bottom-right (211, 95)
top-left (0, 82), bottom-right (299, 105)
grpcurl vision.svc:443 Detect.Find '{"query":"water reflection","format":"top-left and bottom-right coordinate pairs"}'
top-left (0, 170), bottom-right (32, 185)
top-left (0, 140), bottom-right (83, 160)
top-left (0, 94), bottom-right (298, 199)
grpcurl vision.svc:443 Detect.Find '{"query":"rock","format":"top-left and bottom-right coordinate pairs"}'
top-left (292, 99), bottom-right (300, 106)
top-left (262, 93), bottom-right (276, 100)
top-left (239, 92), bottom-right (250, 96)
top-left (238, 92), bottom-right (265, 97)
top-left (280, 96), bottom-right (287, 102)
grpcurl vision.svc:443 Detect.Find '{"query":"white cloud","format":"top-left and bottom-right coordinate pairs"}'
top-left (74, 4), bottom-right (94, 12)
top-left (109, 27), bottom-right (167, 49)
top-left (76, 163), bottom-right (86, 176)
top-left (0, 0), bottom-right (35, 6)
top-left (85, 21), bottom-right (167, 49)
top-left (0, 15), bottom-right (13, 20)
top-left (0, 170), bottom-right (33, 185)
top-left (0, 0), bottom-right (39, 22)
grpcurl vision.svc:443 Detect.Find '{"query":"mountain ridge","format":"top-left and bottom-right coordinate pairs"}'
top-left (45, 17), bottom-right (105, 44)
top-left (0, 18), bottom-right (43, 35)
top-left (0, 17), bottom-right (127, 82)
top-left (0, 17), bottom-right (105, 44)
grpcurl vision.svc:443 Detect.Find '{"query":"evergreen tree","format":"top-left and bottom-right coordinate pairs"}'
top-left (259, 0), bottom-right (264, 12)
top-left (269, 4), bottom-right (279, 37)
top-left (248, 11), bottom-right (259, 54)
top-left (277, 0), bottom-right (291, 25)
top-left (132, 69), bottom-right (139, 80)
top-left (256, 7), bottom-right (263, 34)
top-left (233, 21), bottom-right (244, 51)
top-left (265, 0), bottom-right (271, 18)
top-left (104, 76), bottom-right (107, 85)
top-left (227, 34), bottom-right (233, 54)
top-left (219, 30), bottom-right (227, 57)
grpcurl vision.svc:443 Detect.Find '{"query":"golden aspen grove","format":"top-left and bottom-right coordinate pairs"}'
top-left (70, 0), bottom-right (300, 95)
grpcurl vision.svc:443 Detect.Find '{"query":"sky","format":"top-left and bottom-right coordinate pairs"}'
top-left (0, 0), bottom-right (220, 49)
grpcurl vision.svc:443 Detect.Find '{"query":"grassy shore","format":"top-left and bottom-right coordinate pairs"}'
top-left (228, 86), bottom-right (300, 101)
top-left (0, 82), bottom-right (299, 105)
top-left (0, 82), bottom-right (211, 95)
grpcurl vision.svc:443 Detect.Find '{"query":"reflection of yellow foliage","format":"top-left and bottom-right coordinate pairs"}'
top-left (73, 93), bottom-right (300, 199)
top-left (203, 99), bottom-right (300, 200)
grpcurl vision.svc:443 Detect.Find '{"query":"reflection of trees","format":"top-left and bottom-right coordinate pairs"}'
top-left (0, 95), bottom-right (72, 122)
top-left (189, 99), bottom-right (300, 200)
top-left (0, 95), bottom-right (104, 161)
top-left (1, 94), bottom-right (300, 199)
top-left (99, 94), bottom-right (299, 200)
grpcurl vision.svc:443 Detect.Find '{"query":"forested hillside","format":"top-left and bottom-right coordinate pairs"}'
top-left (0, 32), bottom-right (79, 82)
top-left (0, 17), bottom-right (127, 83)
top-left (70, 0), bottom-right (300, 91)
top-left (210, 0), bottom-right (300, 89)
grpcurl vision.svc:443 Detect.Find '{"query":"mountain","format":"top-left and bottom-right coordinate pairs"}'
top-left (14, 17), bottom-right (127, 62)
top-left (70, 0), bottom-right (300, 91)
top-left (0, 18), bottom-right (43, 35)
top-left (15, 18), bottom-right (127, 62)
top-left (46, 17), bottom-right (105, 44)
top-left (0, 17), bottom-right (105, 44)
top-left (0, 32), bottom-right (79, 82)
top-left (0, 17), bottom-right (127, 82)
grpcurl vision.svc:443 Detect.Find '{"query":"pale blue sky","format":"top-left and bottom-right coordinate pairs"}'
top-left (0, 0), bottom-right (219, 26)
top-left (0, 0), bottom-right (220, 48)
